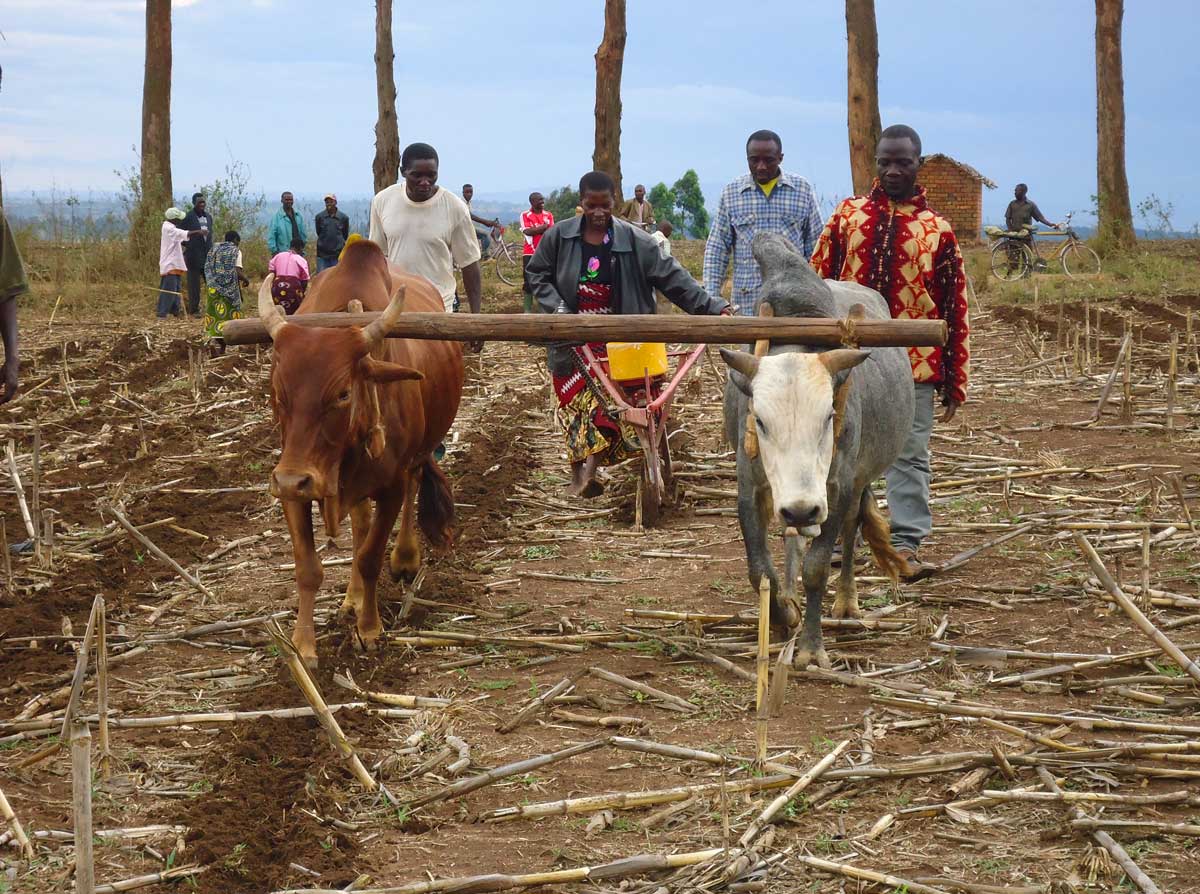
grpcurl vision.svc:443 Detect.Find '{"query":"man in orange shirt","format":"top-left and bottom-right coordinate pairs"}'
top-left (811, 124), bottom-right (969, 580)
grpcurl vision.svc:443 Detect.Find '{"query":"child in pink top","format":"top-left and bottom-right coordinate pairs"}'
top-left (269, 237), bottom-right (310, 313)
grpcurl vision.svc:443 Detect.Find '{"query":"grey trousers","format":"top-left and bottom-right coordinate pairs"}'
top-left (886, 382), bottom-right (935, 553)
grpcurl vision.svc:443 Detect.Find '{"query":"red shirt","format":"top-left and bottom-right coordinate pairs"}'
top-left (811, 182), bottom-right (969, 405)
top-left (519, 209), bottom-right (555, 256)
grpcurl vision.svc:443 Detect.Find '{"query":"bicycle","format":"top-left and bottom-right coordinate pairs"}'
top-left (484, 234), bottom-right (523, 287)
top-left (987, 212), bottom-right (1101, 281)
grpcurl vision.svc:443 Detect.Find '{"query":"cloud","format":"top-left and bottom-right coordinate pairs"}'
top-left (2, 29), bottom-right (137, 53)
top-left (2, 0), bottom-right (141, 11)
top-left (0, 106), bottom-right (53, 121)
top-left (624, 84), bottom-right (844, 126)
top-left (881, 105), bottom-right (995, 131)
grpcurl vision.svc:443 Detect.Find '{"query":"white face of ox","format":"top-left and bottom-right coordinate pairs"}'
top-left (723, 348), bottom-right (869, 536)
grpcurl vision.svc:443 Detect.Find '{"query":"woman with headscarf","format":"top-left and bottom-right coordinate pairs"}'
top-left (203, 230), bottom-right (250, 353)
top-left (158, 207), bottom-right (202, 319)
top-left (526, 170), bottom-right (732, 497)
top-left (268, 237), bottom-right (311, 314)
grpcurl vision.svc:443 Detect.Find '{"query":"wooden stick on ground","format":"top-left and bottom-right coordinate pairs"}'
top-left (14, 594), bottom-right (108, 770)
top-left (108, 504), bottom-right (212, 599)
top-left (737, 739), bottom-right (849, 848)
top-left (588, 666), bottom-right (698, 714)
top-left (481, 773), bottom-right (796, 823)
top-left (1169, 473), bottom-right (1196, 533)
top-left (1166, 332), bottom-right (1178, 434)
top-left (789, 854), bottom-right (952, 894)
top-left (266, 847), bottom-right (724, 894)
top-left (0, 784), bottom-right (34, 859)
top-left (93, 865), bottom-right (208, 894)
top-left (1035, 765), bottom-right (1160, 894)
top-left (1074, 531), bottom-right (1200, 685)
top-left (2, 704), bottom-right (415, 739)
top-left (71, 709), bottom-right (95, 894)
top-left (266, 621), bottom-right (391, 802)
top-left (2, 514), bottom-right (11, 591)
top-left (331, 671), bottom-right (452, 709)
top-left (1092, 331), bottom-right (1132, 423)
top-left (497, 669), bottom-right (585, 733)
top-left (5, 439), bottom-right (38, 541)
top-left (96, 597), bottom-right (111, 779)
top-left (408, 738), bottom-right (608, 809)
top-left (31, 423), bottom-right (41, 558)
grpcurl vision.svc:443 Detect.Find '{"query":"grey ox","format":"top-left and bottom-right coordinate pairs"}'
top-left (721, 234), bottom-right (912, 668)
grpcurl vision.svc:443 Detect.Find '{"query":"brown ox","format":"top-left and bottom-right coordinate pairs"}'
top-left (259, 238), bottom-right (464, 667)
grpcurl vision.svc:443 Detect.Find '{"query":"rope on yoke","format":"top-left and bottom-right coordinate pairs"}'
top-left (742, 303), bottom-right (775, 460)
top-left (831, 303), bottom-right (866, 445)
top-left (347, 299), bottom-right (388, 459)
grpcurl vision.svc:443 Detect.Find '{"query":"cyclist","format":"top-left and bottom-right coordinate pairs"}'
top-left (1005, 184), bottom-right (1060, 270)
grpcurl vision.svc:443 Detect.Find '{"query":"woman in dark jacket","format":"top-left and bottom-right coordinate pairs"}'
top-left (526, 171), bottom-right (731, 497)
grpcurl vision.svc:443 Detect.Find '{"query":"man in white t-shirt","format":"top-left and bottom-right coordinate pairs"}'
top-left (369, 142), bottom-right (483, 321)
top-left (650, 220), bottom-right (673, 259)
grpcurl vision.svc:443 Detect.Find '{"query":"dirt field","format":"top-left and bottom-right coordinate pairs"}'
top-left (3, 254), bottom-right (1200, 894)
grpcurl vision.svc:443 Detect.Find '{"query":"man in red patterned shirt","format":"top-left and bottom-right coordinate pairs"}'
top-left (519, 192), bottom-right (554, 313)
top-left (811, 124), bottom-right (969, 580)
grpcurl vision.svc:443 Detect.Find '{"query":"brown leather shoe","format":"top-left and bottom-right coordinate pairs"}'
top-left (896, 549), bottom-right (937, 582)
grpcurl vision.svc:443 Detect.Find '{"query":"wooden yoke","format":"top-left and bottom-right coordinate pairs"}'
top-left (348, 299), bottom-right (388, 460)
top-left (742, 303), bottom-right (775, 460)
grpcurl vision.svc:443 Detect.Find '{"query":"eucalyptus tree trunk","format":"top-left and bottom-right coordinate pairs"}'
top-left (593, 0), bottom-right (626, 203)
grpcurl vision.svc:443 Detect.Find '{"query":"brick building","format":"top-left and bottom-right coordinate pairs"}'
top-left (919, 154), bottom-right (996, 244)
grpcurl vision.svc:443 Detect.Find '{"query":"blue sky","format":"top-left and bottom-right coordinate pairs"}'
top-left (3, 0), bottom-right (1198, 229)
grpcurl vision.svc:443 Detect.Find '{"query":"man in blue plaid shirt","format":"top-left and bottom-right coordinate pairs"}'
top-left (703, 130), bottom-right (825, 316)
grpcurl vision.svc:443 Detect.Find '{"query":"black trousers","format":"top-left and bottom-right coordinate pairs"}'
top-left (185, 262), bottom-right (205, 315)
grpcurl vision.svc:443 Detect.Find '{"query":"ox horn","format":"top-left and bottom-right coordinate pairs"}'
top-left (257, 274), bottom-right (286, 340)
top-left (718, 348), bottom-right (760, 380)
top-left (362, 283), bottom-right (407, 346)
top-left (819, 348), bottom-right (870, 375)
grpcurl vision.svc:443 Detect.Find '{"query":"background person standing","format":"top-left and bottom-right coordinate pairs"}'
top-left (203, 230), bottom-right (249, 353)
top-left (617, 184), bottom-right (655, 232)
top-left (519, 192), bottom-right (554, 313)
top-left (158, 207), bottom-right (202, 319)
top-left (0, 205), bottom-right (29, 403)
top-left (314, 194), bottom-right (350, 273)
top-left (268, 237), bottom-right (311, 315)
top-left (268, 191), bottom-right (308, 258)
top-left (703, 129), bottom-right (824, 316)
top-left (181, 192), bottom-right (212, 316)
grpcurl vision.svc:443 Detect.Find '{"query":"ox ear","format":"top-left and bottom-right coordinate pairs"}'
top-left (360, 356), bottom-right (424, 383)
top-left (819, 349), bottom-right (870, 376)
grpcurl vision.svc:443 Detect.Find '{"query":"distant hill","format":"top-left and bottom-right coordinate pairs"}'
top-left (2, 190), bottom-right (1188, 243)
top-left (2, 191), bottom-right (528, 241)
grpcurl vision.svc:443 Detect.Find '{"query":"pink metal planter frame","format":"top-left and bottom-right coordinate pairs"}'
top-left (577, 342), bottom-right (707, 526)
